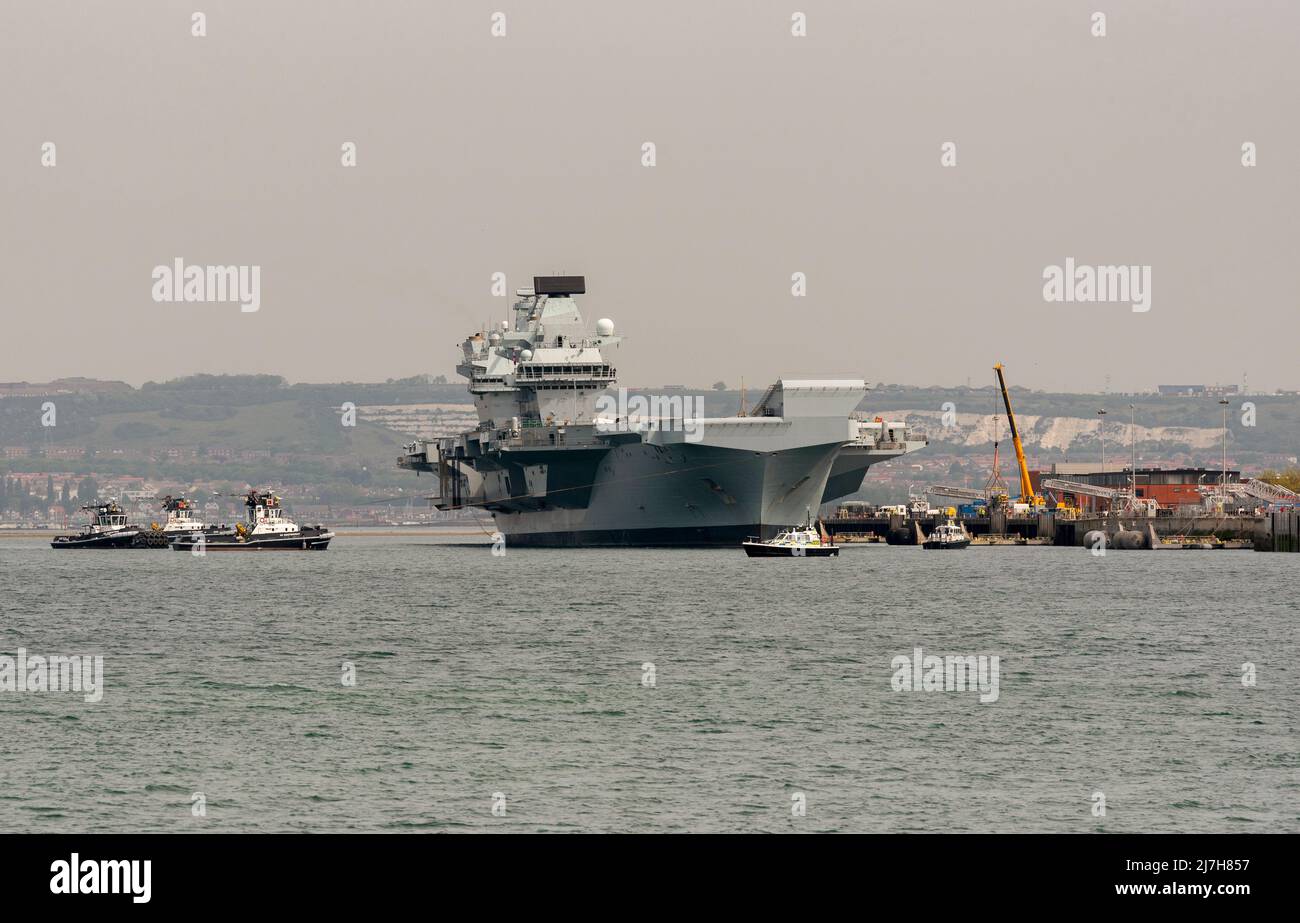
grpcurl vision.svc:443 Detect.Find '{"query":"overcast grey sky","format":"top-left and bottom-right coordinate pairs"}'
top-left (2, 1), bottom-right (1296, 392)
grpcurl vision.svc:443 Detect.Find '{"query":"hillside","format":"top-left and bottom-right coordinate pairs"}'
top-left (0, 375), bottom-right (455, 502)
top-left (3, 377), bottom-right (1296, 505)
top-left (858, 384), bottom-right (1298, 466)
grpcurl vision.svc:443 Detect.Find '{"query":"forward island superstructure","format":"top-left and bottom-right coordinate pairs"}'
top-left (398, 276), bottom-right (925, 545)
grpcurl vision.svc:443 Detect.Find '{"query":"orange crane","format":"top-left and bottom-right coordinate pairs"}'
top-left (993, 363), bottom-right (1045, 508)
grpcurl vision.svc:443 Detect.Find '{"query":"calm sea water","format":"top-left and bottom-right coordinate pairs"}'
top-left (1, 533), bottom-right (1296, 833)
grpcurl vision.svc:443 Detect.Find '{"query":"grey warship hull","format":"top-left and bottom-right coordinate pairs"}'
top-left (398, 276), bottom-right (925, 547)
top-left (404, 423), bottom-right (916, 546)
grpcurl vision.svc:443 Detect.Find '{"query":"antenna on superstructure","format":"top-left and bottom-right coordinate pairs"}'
top-left (738, 377), bottom-right (746, 417)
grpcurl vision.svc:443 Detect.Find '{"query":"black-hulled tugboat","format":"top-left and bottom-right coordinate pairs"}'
top-left (743, 515), bottom-right (839, 557)
top-left (168, 489), bottom-right (333, 551)
top-left (921, 520), bottom-right (971, 550)
top-left (50, 501), bottom-right (140, 549)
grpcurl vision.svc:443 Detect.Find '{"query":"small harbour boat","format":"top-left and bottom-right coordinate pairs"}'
top-left (921, 520), bottom-right (971, 550)
top-left (743, 517), bottom-right (839, 557)
top-left (168, 489), bottom-right (333, 551)
top-left (50, 501), bottom-right (140, 549)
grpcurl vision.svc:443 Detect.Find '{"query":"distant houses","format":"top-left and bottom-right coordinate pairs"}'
top-left (0, 378), bottom-right (132, 399)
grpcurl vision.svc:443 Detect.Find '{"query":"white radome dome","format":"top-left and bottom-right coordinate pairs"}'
top-left (519, 349), bottom-right (534, 361)
top-left (488, 332), bottom-right (501, 345)
top-left (595, 318), bottom-right (615, 337)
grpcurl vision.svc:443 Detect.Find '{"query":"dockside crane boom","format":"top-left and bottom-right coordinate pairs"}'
top-left (927, 485), bottom-right (989, 502)
top-left (993, 362), bottom-right (1044, 507)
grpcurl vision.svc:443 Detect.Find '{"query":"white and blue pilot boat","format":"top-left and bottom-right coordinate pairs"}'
top-left (742, 515), bottom-right (839, 557)
top-left (921, 520), bottom-right (971, 550)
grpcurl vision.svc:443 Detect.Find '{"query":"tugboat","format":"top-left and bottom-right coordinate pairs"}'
top-left (743, 515), bottom-right (839, 557)
top-left (168, 489), bottom-right (333, 551)
top-left (130, 494), bottom-right (232, 547)
top-left (50, 501), bottom-right (140, 549)
top-left (921, 520), bottom-right (971, 550)
top-left (154, 495), bottom-right (228, 535)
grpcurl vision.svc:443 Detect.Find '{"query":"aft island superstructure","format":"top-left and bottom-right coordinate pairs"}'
top-left (398, 276), bottom-right (925, 545)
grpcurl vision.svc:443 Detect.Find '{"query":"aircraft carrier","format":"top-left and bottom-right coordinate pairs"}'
top-left (397, 276), bottom-right (926, 546)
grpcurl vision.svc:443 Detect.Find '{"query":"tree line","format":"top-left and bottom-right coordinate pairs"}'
top-left (0, 475), bottom-right (97, 514)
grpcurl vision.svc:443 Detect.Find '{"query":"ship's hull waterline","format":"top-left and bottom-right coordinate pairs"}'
top-left (168, 532), bottom-right (334, 551)
top-left (742, 542), bottom-right (839, 557)
top-left (50, 530), bottom-right (141, 549)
